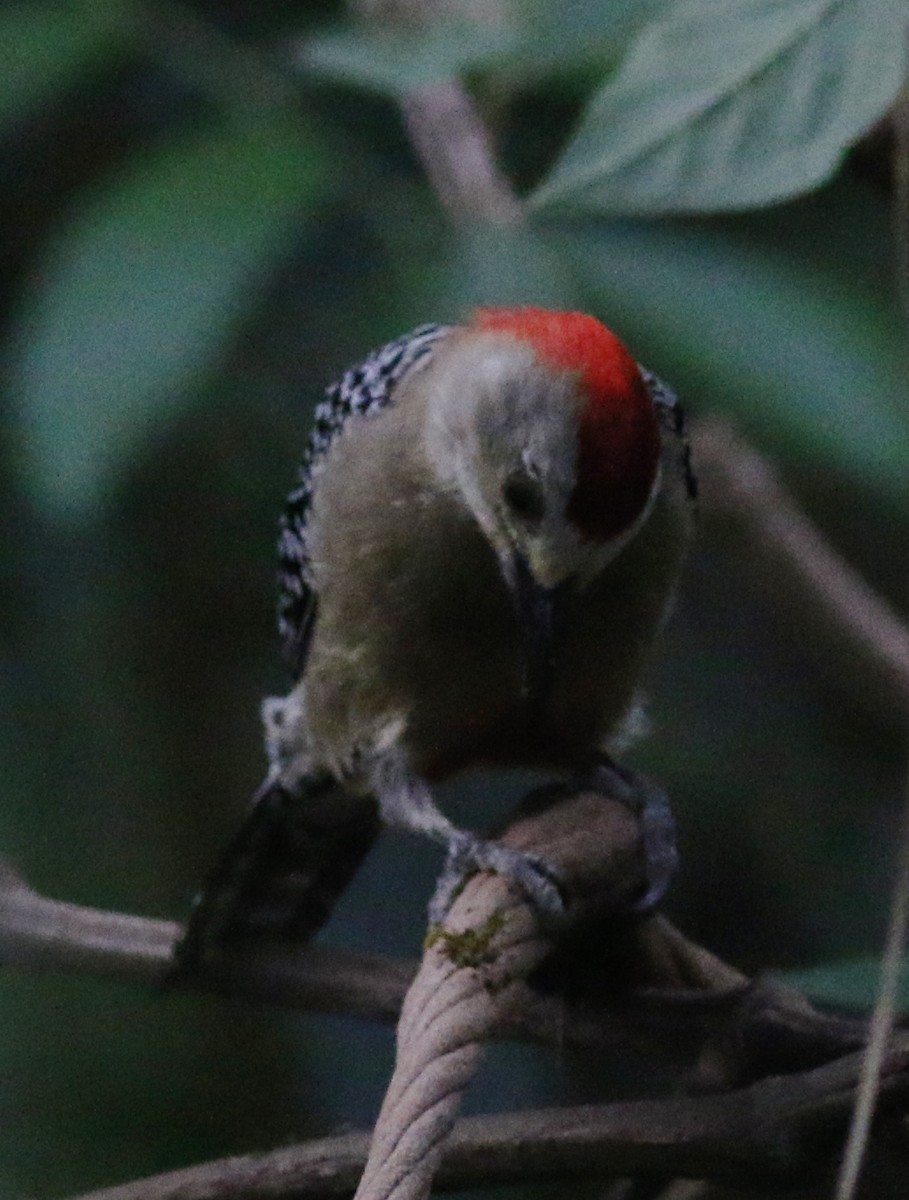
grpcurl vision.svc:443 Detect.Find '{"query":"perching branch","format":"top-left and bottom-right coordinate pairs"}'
top-left (349, 783), bottom-right (664, 1200)
top-left (0, 856), bottom-right (409, 1022)
top-left (67, 1038), bottom-right (909, 1200)
top-left (0, 800), bottom-right (869, 1081)
top-left (1, 784), bottom-right (895, 1200)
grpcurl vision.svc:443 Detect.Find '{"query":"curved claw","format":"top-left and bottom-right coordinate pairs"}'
top-left (584, 759), bottom-right (678, 912)
top-left (631, 777), bottom-right (678, 911)
top-left (428, 831), bottom-right (566, 926)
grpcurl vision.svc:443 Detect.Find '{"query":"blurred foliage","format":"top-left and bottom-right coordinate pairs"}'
top-left (1, 0), bottom-right (909, 1196)
top-left (780, 955), bottom-right (909, 1012)
top-left (532, 0), bottom-right (908, 214)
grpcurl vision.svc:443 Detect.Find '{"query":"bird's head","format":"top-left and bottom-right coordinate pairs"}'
top-left (424, 307), bottom-right (663, 594)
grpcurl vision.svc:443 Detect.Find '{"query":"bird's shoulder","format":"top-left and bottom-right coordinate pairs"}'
top-left (277, 323), bottom-right (454, 672)
top-left (638, 365), bottom-right (697, 503)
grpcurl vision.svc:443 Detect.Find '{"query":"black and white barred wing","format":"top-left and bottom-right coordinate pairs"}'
top-left (277, 323), bottom-right (453, 674)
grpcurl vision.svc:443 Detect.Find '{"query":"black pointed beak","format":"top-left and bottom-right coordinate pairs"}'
top-left (509, 553), bottom-right (571, 702)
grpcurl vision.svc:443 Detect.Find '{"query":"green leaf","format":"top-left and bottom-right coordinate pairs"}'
top-left (10, 117), bottom-right (332, 520)
top-left (531, 0), bottom-right (907, 215)
top-left (778, 957), bottom-right (909, 1013)
top-left (356, 177), bottom-right (579, 326)
top-left (303, 20), bottom-right (517, 96)
top-left (0, 0), bottom-right (131, 132)
top-left (552, 185), bottom-right (909, 507)
top-left (439, 224), bottom-right (579, 315)
top-left (509, 0), bottom-right (664, 77)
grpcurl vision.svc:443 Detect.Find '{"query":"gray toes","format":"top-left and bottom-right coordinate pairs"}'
top-left (428, 832), bottom-right (565, 925)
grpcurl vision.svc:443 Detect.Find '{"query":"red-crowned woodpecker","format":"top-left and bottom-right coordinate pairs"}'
top-left (177, 308), bottom-right (696, 964)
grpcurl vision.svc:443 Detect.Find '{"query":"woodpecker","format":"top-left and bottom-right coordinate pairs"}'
top-left (177, 308), bottom-right (696, 965)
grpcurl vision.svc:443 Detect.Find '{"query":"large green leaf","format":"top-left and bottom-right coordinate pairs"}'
top-left (491, 0), bottom-right (661, 81)
top-left (0, 0), bottom-right (130, 132)
top-left (508, 0), bottom-right (665, 77)
top-left (10, 117), bottom-right (332, 520)
top-left (552, 185), bottom-right (909, 506)
top-left (531, 0), bottom-right (907, 215)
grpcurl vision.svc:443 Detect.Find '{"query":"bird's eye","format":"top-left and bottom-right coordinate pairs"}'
top-left (502, 470), bottom-right (545, 524)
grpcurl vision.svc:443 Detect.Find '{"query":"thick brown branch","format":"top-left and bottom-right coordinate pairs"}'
top-left (68, 1038), bottom-right (909, 1200)
top-left (0, 782), bottom-right (889, 1200)
top-left (0, 828), bottom-right (867, 1081)
top-left (0, 860), bottom-right (410, 1020)
top-left (0, 791), bottom-right (749, 1064)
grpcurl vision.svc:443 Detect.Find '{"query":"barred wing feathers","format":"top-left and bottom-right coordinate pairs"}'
top-left (277, 323), bottom-right (453, 674)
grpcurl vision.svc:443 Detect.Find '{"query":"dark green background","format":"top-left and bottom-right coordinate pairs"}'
top-left (1, 2), bottom-right (907, 1195)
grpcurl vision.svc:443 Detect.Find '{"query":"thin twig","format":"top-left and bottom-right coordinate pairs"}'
top-left (348, 0), bottom-right (522, 224)
top-left (695, 419), bottom-right (909, 712)
top-left (834, 756), bottom-right (909, 1200)
top-left (695, 419), bottom-right (909, 1193)
top-left (399, 83), bottom-right (522, 225)
top-left (0, 798), bottom-right (738, 1054)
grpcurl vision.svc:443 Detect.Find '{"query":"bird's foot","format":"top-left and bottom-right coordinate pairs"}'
top-left (428, 830), bottom-right (566, 927)
top-left (581, 758), bottom-right (678, 912)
